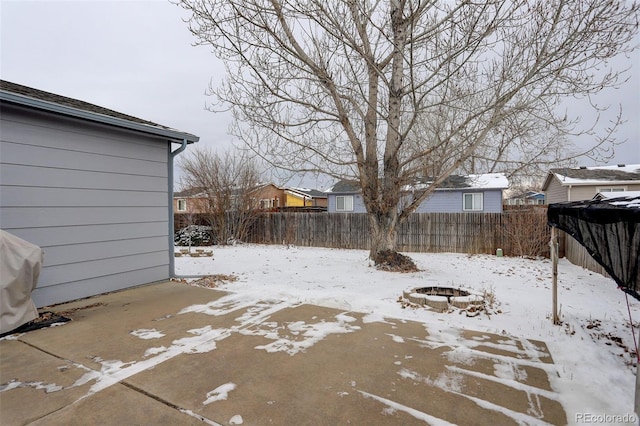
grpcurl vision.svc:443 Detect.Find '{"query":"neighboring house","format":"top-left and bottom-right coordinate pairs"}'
top-left (326, 173), bottom-right (509, 213)
top-left (592, 191), bottom-right (640, 202)
top-left (173, 187), bottom-right (209, 214)
top-left (173, 187), bottom-right (211, 230)
top-left (174, 183), bottom-right (286, 215)
top-left (0, 80), bottom-right (199, 307)
top-left (284, 188), bottom-right (328, 209)
top-left (542, 164), bottom-right (640, 204)
top-left (504, 191), bottom-right (546, 206)
top-left (174, 183), bottom-right (327, 215)
top-left (254, 183), bottom-right (287, 210)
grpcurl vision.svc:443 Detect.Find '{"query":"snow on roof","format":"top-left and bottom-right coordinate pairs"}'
top-left (288, 187), bottom-right (327, 198)
top-left (585, 164), bottom-right (640, 173)
top-left (549, 164), bottom-right (640, 186)
top-left (465, 173), bottom-right (509, 189)
top-left (594, 190), bottom-right (640, 199)
top-left (407, 173), bottom-right (509, 191)
top-left (593, 191), bottom-right (640, 208)
top-left (611, 199), bottom-right (640, 209)
top-left (328, 173), bottom-right (509, 193)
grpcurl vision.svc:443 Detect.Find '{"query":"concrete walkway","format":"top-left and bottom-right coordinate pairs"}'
top-left (0, 282), bottom-right (567, 425)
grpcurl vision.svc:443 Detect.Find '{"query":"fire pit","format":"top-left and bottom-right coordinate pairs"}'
top-left (402, 286), bottom-right (484, 312)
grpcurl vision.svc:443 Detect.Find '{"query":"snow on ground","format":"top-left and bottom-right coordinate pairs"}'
top-left (176, 244), bottom-right (640, 424)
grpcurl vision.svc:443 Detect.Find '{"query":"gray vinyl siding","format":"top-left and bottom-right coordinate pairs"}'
top-left (480, 190), bottom-right (504, 213)
top-left (413, 191), bottom-right (459, 213)
top-left (597, 183), bottom-right (640, 192)
top-left (0, 105), bottom-right (171, 307)
top-left (545, 175), bottom-right (640, 203)
top-left (328, 189), bottom-right (503, 213)
top-left (414, 189), bottom-right (503, 213)
top-left (570, 184), bottom-right (640, 201)
top-left (569, 186), bottom-right (598, 202)
top-left (327, 193), bottom-right (366, 213)
top-left (544, 177), bottom-right (568, 203)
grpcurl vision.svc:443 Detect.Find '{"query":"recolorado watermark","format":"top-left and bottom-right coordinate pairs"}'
top-left (575, 413), bottom-right (638, 424)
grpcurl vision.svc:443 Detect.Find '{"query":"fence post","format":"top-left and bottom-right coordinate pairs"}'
top-left (551, 226), bottom-right (560, 325)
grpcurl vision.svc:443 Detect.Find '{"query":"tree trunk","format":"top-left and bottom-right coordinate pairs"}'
top-left (368, 210), bottom-right (399, 259)
top-left (365, 0), bottom-right (405, 261)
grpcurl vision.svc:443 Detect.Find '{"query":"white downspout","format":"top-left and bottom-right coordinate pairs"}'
top-left (169, 139), bottom-right (188, 278)
top-left (168, 140), bottom-right (209, 279)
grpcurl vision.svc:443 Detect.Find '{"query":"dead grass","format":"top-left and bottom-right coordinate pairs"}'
top-left (185, 274), bottom-right (239, 289)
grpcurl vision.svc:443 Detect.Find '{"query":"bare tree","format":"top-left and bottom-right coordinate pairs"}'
top-left (179, 147), bottom-right (262, 244)
top-left (176, 0), bottom-right (638, 261)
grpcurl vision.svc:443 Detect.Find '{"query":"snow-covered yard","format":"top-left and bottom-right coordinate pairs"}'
top-left (176, 244), bottom-right (640, 425)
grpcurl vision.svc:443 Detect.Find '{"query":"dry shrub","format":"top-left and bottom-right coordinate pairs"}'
top-left (502, 207), bottom-right (550, 258)
top-left (373, 250), bottom-right (420, 272)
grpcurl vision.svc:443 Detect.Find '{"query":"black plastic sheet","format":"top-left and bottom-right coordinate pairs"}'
top-left (547, 197), bottom-right (640, 299)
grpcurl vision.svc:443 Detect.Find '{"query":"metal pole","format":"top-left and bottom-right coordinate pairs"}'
top-left (551, 227), bottom-right (559, 325)
top-left (636, 326), bottom-right (640, 418)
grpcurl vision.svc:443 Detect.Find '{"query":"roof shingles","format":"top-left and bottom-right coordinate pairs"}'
top-left (0, 80), bottom-right (171, 129)
top-left (551, 166), bottom-right (640, 182)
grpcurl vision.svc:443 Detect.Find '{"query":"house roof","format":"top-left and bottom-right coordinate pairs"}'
top-left (413, 173), bottom-right (509, 190)
top-left (0, 80), bottom-right (199, 144)
top-left (175, 183), bottom-right (330, 199)
top-left (326, 173), bottom-right (509, 194)
top-left (542, 164), bottom-right (640, 190)
top-left (286, 187), bottom-right (328, 199)
top-left (592, 191), bottom-right (640, 206)
top-left (252, 183), bottom-right (283, 192)
top-left (174, 187), bottom-right (207, 198)
top-left (326, 180), bottom-right (361, 193)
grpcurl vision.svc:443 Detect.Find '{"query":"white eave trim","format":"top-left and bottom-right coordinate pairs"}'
top-left (553, 175), bottom-right (639, 187)
top-left (285, 189), bottom-right (313, 199)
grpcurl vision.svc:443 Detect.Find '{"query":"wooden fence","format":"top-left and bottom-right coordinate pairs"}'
top-left (245, 211), bottom-right (551, 257)
top-left (175, 207), bottom-right (608, 276)
top-left (564, 232), bottom-right (610, 277)
top-left (176, 208), bottom-right (615, 277)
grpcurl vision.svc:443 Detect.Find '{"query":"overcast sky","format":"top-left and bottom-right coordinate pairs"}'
top-left (1, 0), bottom-right (639, 188)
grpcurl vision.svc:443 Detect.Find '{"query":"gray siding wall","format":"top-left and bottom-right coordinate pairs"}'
top-left (414, 189), bottom-right (503, 213)
top-left (328, 189), bottom-right (503, 213)
top-left (413, 190), bottom-right (459, 213)
top-left (571, 184), bottom-right (640, 201)
top-left (327, 193), bottom-right (366, 213)
top-left (0, 105), bottom-right (171, 307)
top-left (482, 190), bottom-right (504, 213)
top-left (569, 186), bottom-right (598, 202)
top-left (545, 176), bottom-right (640, 203)
top-left (544, 177), bottom-right (568, 203)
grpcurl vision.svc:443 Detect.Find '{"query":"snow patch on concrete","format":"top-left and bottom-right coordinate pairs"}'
top-left (130, 328), bottom-right (165, 339)
top-left (203, 382), bottom-right (237, 405)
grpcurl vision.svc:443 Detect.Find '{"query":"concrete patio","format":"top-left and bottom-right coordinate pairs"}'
top-left (0, 281), bottom-right (567, 425)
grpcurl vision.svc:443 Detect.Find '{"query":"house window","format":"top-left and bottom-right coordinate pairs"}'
top-left (336, 195), bottom-right (354, 212)
top-left (597, 187), bottom-right (626, 192)
top-left (177, 199), bottom-right (187, 212)
top-left (260, 199), bottom-right (274, 209)
top-left (463, 193), bottom-right (483, 211)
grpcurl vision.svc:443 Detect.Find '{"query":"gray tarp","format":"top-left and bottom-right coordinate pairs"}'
top-left (0, 230), bottom-right (43, 334)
